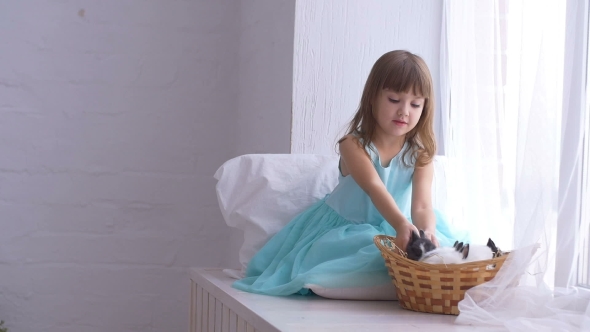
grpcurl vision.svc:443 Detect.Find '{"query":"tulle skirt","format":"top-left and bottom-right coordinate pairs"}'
top-left (232, 197), bottom-right (470, 296)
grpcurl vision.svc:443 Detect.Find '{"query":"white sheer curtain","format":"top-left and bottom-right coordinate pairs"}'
top-left (440, 0), bottom-right (513, 250)
top-left (441, 0), bottom-right (590, 330)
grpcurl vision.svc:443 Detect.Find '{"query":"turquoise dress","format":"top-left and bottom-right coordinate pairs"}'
top-left (232, 142), bottom-right (470, 296)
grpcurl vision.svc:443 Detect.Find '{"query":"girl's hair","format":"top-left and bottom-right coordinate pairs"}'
top-left (338, 50), bottom-right (436, 167)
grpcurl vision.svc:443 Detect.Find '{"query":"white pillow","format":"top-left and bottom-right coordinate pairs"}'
top-left (214, 154), bottom-right (450, 277)
top-left (214, 154), bottom-right (340, 275)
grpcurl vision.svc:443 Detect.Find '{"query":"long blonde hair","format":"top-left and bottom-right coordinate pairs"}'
top-left (339, 50), bottom-right (436, 167)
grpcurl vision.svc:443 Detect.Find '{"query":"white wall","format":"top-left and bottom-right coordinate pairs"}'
top-left (0, 1), bottom-right (241, 331)
top-left (291, 0), bottom-right (443, 154)
top-left (238, 0), bottom-right (294, 155)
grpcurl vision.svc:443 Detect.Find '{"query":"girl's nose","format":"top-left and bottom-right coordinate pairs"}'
top-left (399, 103), bottom-right (410, 116)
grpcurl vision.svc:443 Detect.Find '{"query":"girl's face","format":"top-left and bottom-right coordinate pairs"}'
top-left (372, 89), bottom-right (425, 138)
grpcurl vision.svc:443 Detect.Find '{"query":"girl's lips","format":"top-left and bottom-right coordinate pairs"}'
top-left (393, 120), bottom-right (407, 126)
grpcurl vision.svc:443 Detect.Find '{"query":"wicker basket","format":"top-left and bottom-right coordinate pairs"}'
top-left (373, 234), bottom-right (510, 315)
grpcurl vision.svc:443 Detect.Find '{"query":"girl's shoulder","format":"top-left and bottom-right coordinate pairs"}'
top-left (338, 134), bottom-right (374, 155)
top-left (338, 133), bottom-right (361, 143)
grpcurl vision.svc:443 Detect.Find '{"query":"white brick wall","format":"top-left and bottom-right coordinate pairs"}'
top-left (0, 1), bottom-right (263, 331)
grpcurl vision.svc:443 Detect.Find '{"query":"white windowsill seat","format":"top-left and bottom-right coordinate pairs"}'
top-left (189, 267), bottom-right (506, 332)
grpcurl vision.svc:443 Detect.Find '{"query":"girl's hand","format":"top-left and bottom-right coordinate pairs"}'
top-left (422, 229), bottom-right (440, 248)
top-left (394, 222), bottom-right (420, 255)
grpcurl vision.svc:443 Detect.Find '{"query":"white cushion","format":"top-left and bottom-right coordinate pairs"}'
top-left (306, 283), bottom-right (399, 301)
top-left (214, 154), bottom-right (450, 277)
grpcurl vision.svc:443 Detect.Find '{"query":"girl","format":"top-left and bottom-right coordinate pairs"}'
top-left (233, 50), bottom-right (469, 297)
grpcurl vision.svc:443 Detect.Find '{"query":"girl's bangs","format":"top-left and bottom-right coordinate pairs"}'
top-left (381, 62), bottom-right (431, 98)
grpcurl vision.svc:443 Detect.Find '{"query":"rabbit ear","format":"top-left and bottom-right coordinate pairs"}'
top-left (488, 238), bottom-right (504, 257)
top-left (462, 244), bottom-right (470, 259)
top-left (454, 242), bottom-right (464, 252)
top-left (419, 229), bottom-right (426, 238)
top-left (487, 238), bottom-right (499, 253)
top-left (410, 231), bottom-right (420, 243)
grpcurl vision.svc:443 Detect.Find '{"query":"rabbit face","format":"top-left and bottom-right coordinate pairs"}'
top-left (406, 229), bottom-right (437, 261)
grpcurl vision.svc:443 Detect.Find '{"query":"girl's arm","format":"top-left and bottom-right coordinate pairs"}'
top-left (411, 161), bottom-right (440, 247)
top-left (339, 135), bottom-right (418, 251)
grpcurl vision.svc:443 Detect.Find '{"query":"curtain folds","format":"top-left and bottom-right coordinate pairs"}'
top-left (441, 0), bottom-right (590, 330)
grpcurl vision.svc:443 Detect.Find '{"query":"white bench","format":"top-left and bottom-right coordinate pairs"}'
top-left (188, 267), bottom-right (505, 332)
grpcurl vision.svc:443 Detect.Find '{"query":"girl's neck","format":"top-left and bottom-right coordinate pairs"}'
top-left (371, 134), bottom-right (406, 167)
top-left (372, 134), bottom-right (406, 151)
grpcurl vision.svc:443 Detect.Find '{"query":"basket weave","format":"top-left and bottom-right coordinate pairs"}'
top-left (374, 234), bottom-right (510, 315)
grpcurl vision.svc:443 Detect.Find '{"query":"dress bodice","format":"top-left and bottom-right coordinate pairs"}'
top-left (325, 142), bottom-right (415, 225)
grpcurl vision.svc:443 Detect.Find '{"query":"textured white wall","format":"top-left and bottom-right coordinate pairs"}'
top-left (0, 1), bottom-right (240, 331)
top-left (292, 0), bottom-right (443, 154)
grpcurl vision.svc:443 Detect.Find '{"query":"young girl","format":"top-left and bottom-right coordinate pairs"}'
top-left (233, 50), bottom-right (469, 297)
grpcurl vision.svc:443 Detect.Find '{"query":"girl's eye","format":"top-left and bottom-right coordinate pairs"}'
top-left (411, 104), bottom-right (421, 108)
top-left (388, 98), bottom-right (399, 103)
